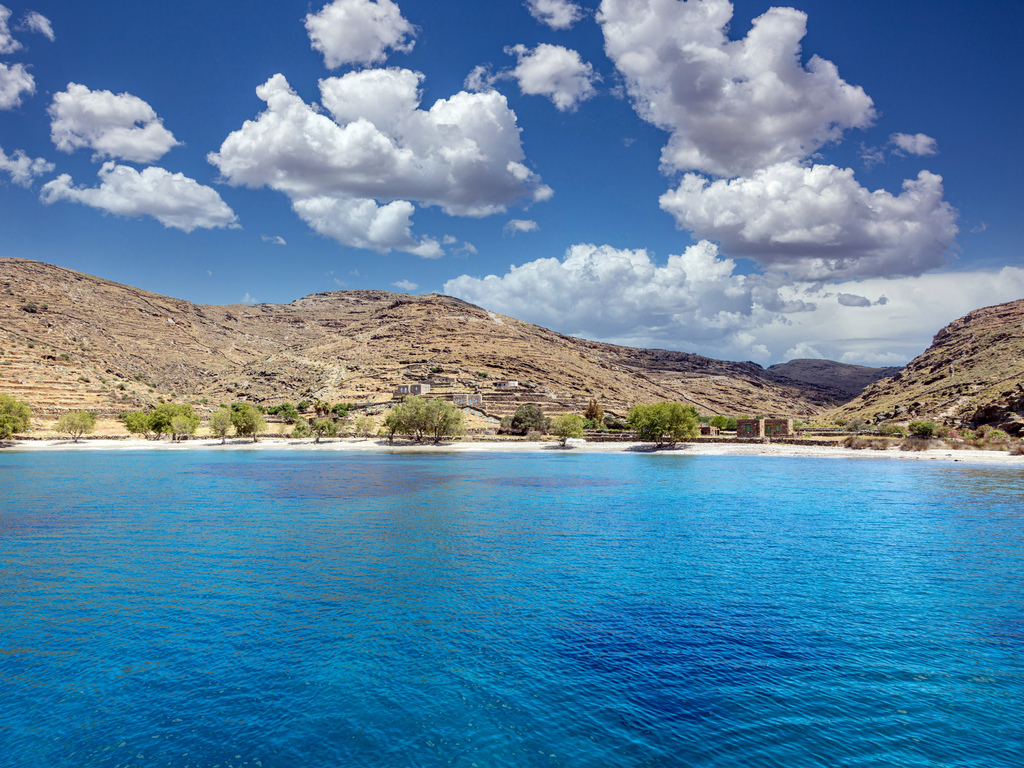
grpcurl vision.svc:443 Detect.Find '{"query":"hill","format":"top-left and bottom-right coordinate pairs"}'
top-left (764, 359), bottom-right (902, 404)
top-left (1, 258), bottom-right (891, 422)
top-left (828, 298), bottom-right (1024, 434)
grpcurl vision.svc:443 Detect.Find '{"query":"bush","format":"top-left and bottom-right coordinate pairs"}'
top-left (627, 402), bottom-right (699, 445)
top-left (310, 418), bottom-right (337, 443)
top-left (332, 402), bottom-right (355, 417)
top-left (297, 400), bottom-right (311, 412)
top-left (1009, 442), bottom-right (1024, 456)
top-left (354, 415), bottom-right (375, 437)
top-left (584, 399), bottom-right (604, 424)
top-left (843, 436), bottom-right (893, 451)
top-left (900, 437), bottom-right (934, 452)
top-left (56, 411), bottom-right (96, 442)
top-left (0, 394), bottom-right (32, 439)
top-left (908, 421), bottom-right (937, 438)
top-left (877, 423), bottom-right (906, 437)
top-left (291, 418), bottom-right (312, 439)
top-left (526, 430), bottom-right (543, 442)
top-left (709, 415), bottom-right (729, 431)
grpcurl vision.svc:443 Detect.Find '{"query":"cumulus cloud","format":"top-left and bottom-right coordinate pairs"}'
top-left (782, 342), bottom-right (823, 361)
top-left (891, 132), bottom-right (938, 157)
top-left (0, 4), bottom-right (21, 53)
top-left (19, 10), bottom-right (54, 41)
top-left (504, 218), bottom-right (539, 235)
top-left (456, 241), bottom-right (478, 255)
top-left (526, 0), bottom-right (585, 30)
top-left (0, 145), bottom-right (53, 187)
top-left (392, 279), bottom-right (418, 291)
top-left (446, 240), bottom-right (1024, 365)
top-left (292, 196), bottom-right (442, 257)
top-left (209, 70), bottom-right (551, 254)
top-left (305, 0), bottom-right (415, 68)
top-left (261, 235), bottom-right (286, 245)
top-left (49, 83), bottom-right (181, 163)
top-left (660, 162), bottom-right (959, 280)
top-left (504, 44), bottom-right (599, 112)
top-left (598, 0), bottom-right (876, 177)
top-left (40, 162), bottom-right (239, 233)
top-left (0, 62), bottom-right (34, 110)
top-left (445, 241), bottom-right (787, 352)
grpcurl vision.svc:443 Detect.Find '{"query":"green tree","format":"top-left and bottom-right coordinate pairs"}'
top-left (552, 414), bottom-right (586, 446)
top-left (354, 414), bottom-right (375, 437)
top-left (310, 418), bottom-right (337, 443)
top-left (509, 404), bottom-right (550, 435)
top-left (208, 406), bottom-right (233, 444)
top-left (56, 411), bottom-right (96, 443)
top-left (0, 394), bottom-right (32, 439)
top-left (122, 411), bottom-right (154, 439)
top-left (231, 403), bottom-right (266, 442)
top-left (149, 403), bottom-right (199, 441)
top-left (291, 417), bottom-right (312, 439)
top-left (424, 398), bottom-right (466, 443)
top-left (627, 402), bottom-right (700, 446)
top-left (709, 415), bottom-right (729, 431)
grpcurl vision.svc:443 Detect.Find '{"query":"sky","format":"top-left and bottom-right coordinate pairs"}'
top-left (1, 0), bottom-right (1022, 367)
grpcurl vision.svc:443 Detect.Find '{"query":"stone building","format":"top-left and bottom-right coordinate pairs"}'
top-left (699, 424), bottom-right (720, 436)
top-left (396, 382), bottom-right (431, 396)
top-left (495, 380), bottom-right (519, 389)
top-left (735, 418), bottom-right (794, 438)
top-left (452, 393), bottom-right (484, 408)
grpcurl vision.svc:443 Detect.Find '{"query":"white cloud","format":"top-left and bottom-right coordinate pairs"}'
top-left (660, 162), bottom-right (959, 280)
top-left (242, 293), bottom-right (258, 305)
top-left (0, 62), bottom-right (35, 110)
top-left (443, 234), bottom-right (458, 245)
top-left (292, 195), bottom-right (442, 257)
top-left (305, 0), bottom-right (415, 68)
top-left (208, 71), bottom-right (551, 254)
top-left (463, 64), bottom-right (498, 93)
top-left (19, 10), bottom-right (54, 41)
top-left (49, 83), bottom-right (181, 163)
top-left (456, 241), bottom-right (478, 255)
top-left (0, 4), bottom-right (21, 53)
top-left (526, 0), bottom-right (585, 30)
top-left (782, 342), bottom-right (823, 361)
top-left (504, 44), bottom-right (599, 112)
top-left (40, 162), bottom-right (239, 233)
top-left (445, 241), bottom-right (785, 353)
top-left (392, 279), bottom-right (418, 291)
top-left (970, 222), bottom-right (987, 234)
top-left (0, 145), bottom-right (53, 187)
top-left (504, 218), bottom-right (539, 235)
top-left (598, 0), bottom-right (876, 177)
top-left (261, 235), bottom-right (287, 245)
top-left (891, 132), bottom-right (938, 157)
top-left (445, 239), bottom-right (1024, 365)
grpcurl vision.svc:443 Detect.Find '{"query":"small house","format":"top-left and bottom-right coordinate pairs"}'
top-left (395, 382), bottom-right (431, 397)
top-left (495, 380), bottom-right (519, 389)
top-left (699, 424), bottom-right (720, 436)
top-left (452, 393), bottom-right (484, 408)
top-left (764, 418), bottom-right (794, 437)
top-left (735, 418), bottom-right (793, 439)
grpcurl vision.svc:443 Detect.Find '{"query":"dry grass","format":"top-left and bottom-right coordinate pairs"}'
top-left (842, 435), bottom-right (895, 450)
top-left (900, 437), bottom-right (937, 452)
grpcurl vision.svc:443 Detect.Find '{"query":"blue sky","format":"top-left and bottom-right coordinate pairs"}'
top-left (1, 0), bottom-right (1022, 366)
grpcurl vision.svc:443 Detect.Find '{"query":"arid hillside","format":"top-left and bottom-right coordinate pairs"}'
top-left (828, 298), bottom-right (1024, 433)
top-left (766, 359), bottom-right (902, 403)
top-left (2, 258), bottom-right (891, 421)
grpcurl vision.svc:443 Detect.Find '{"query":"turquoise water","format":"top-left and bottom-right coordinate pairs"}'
top-left (1, 450), bottom-right (1022, 767)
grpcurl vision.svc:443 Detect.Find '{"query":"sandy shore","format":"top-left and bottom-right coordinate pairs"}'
top-left (2, 436), bottom-right (1022, 465)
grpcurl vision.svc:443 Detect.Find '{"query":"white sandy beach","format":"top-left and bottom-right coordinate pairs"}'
top-left (3, 436), bottom-right (1022, 465)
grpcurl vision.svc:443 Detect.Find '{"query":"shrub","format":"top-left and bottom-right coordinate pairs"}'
top-left (584, 399), bottom-right (604, 424)
top-left (526, 430), bottom-right (543, 442)
top-left (291, 418), bottom-right (312, 439)
top-left (297, 400), bottom-right (311, 412)
top-left (845, 417), bottom-right (868, 432)
top-left (900, 437), bottom-right (934, 452)
top-left (1009, 442), bottom-right (1024, 456)
top-left (908, 421), bottom-right (937, 438)
top-left (843, 436), bottom-right (892, 450)
top-left (310, 418), bottom-right (337, 443)
top-left (22, 302), bottom-right (39, 313)
top-left (877, 423), bottom-right (906, 437)
top-left (709, 415), bottom-right (729, 431)
top-left (986, 429), bottom-right (1010, 444)
top-left (354, 415), bottom-right (375, 437)
top-left (332, 402), bottom-right (355, 417)
top-left (508, 404), bottom-right (550, 435)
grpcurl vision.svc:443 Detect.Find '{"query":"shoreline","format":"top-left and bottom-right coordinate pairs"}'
top-left (1, 436), bottom-right (1021, 465)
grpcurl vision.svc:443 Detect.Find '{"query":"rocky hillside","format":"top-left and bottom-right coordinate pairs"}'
top-left (1, 258), bottom-right (888, 421)
top-left (765, 359), bottom-right (902, 404)
top-left (828, 298), bottom-right (1024, 434)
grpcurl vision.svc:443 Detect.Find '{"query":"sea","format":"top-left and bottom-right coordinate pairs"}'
top-left (1, 449), bottom-right (1022, 767)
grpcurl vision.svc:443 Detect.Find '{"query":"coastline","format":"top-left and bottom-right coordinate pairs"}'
top-left (2, 436), bottom-right (1021, 465)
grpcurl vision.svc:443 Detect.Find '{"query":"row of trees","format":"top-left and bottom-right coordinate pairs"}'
top-left (1, 395), bottom-right (99, 442)
top-left (382, 396), bottom-right (466, 443)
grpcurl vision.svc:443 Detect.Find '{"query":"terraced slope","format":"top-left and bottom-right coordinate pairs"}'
top-left (828, 298), bottom-right (1024, 433)
top-left (2, 258), bottom-right (885, 421)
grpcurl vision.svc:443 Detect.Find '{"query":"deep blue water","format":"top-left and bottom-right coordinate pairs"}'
top-left (1, 450), bottom-right (1022, 767)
